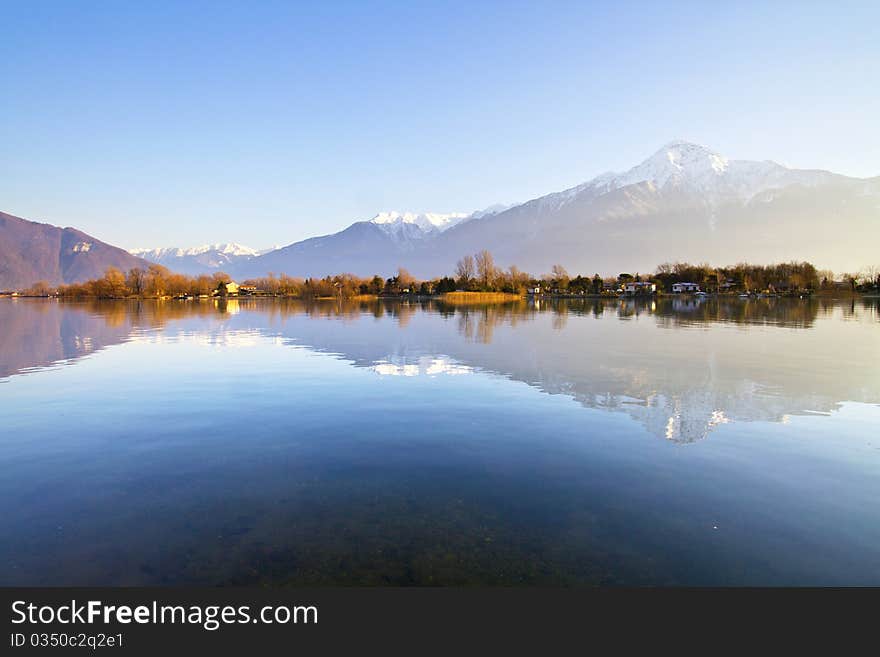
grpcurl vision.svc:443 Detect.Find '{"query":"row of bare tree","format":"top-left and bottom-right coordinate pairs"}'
top-left (22, 252), bottom-right (879, 298)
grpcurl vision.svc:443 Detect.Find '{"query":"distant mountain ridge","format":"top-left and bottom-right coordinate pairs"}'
top-left (4, 141), bottom-right (877, 288)
top-left (131, 207), bottom-right (511, 278)
top-left (0, 211), bottom-right (149, 290)
top-left (232, 141), bottom-right (879, 279)
top-left (129, 243), bottom-right (263, 275)
top-left (231, 205), bottom-right (511, 280)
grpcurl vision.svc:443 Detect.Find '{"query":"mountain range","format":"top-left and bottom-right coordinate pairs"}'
top-left (128, 243), bottom-right (269, 276)
top-left (2, 141), bottom-right (878, 289)
top-left (228, 140), bottom-right (878, 279)
top-left (0, 210), bottom-right (148, 290)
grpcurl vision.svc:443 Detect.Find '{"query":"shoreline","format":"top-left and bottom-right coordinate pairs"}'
top-left (2, 291), bottom-right (876, 302)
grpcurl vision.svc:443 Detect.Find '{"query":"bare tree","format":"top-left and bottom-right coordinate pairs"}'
top-left (126, 267), bottom-right (146, 296)
top-left (551, 264), bottom-right (570, 290)
top-left (551, 264), bottom-right (569, 280)
top-left (397, 267), bottom-right (415, 290)
top-left (212, 271), bottom-right (231, 286)
top-left (25, 280), bottom-right (53, 296)
top-left (817, 269), bottom-right (835, 288)
top-left (455, 254), bottom-right (475, 285)
top-left (475, 250), bottom-right (496, 289)
top-left (100, 267), bottom-right (127, 298)
top-left (508, 265), bottom-right (530, 293)
top-left (860, 265), bottom-right (879, 286)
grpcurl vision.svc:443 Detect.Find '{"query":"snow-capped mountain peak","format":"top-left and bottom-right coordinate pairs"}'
top-left (209, 242), bottom-right (260, 257)
top-left (543, 140), bottom-right (842, 212)
top-left (368, 205), bottom-right (516, 240)
top-left (128, 242), bottom-right (263, 274)
top-left (599, 140), bottom-right (733, 193)
top-left (130, 242), bottom-right (259, 259)
top-left (640, 140), bottom-right (728, 180)
top-left (369, 211), bottom-right (469, 234)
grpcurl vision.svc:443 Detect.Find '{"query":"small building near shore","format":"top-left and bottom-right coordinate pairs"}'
top-left (624, 281), bottom-right (656, 295)
top-left (214, 281), bottom-right (240, 296)
top-left (672, 282), bottom-right (700, 293)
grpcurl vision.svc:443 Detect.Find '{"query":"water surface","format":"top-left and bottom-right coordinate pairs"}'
top-left (1, 297), bottom-right (879, 585)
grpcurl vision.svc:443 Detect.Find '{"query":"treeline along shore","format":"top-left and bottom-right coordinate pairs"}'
top-left (6, 250), bottom-right (880, 300)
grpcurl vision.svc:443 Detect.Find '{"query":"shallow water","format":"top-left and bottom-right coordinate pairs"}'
top-left (1, 296), bottom-right (879, 585)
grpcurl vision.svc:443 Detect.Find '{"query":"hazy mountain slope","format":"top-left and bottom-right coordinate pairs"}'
top-left (425, 168), bottom-right (879, 276)
top-left (232, 209), bottom-right (495, 279)
top-left (0, 211), bottom-right (150, 290)
top-left (234, 221), bottom-right (413, 279)
top-left (233, 207), bottom-right (505, 279)
top-left (235, 141), bottom-right (878, 279)
top-left (5, 142), bottom-right (875, 287)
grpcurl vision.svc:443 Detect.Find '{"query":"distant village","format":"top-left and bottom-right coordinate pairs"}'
top-left (2, 252), bottom-right (878, 300)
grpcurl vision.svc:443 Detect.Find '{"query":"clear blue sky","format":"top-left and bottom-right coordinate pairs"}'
top-left (2, 1), bottom-right (878, 249)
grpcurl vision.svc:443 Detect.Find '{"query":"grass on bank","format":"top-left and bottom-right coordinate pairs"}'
top-left (440, 291), bottom-right (522, 303)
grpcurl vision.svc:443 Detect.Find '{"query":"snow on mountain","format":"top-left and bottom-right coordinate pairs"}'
top-left (397, 139), bottom-right (878, 279)
top-left (612, 139), bottom-right (731, 190)
top-left (368, 211), bottom-right (470, 240)
top-left (368, 205), bottom-right (514, 240)
top-left (129, 242), bottom-right (263, 275)
top-left (542, 140), bottom-right (839, 212)
top-left (122, 140), bottom-right (878, 280)
top-left (130, 243), bottom-right (260, 259)
top-left (468, 203), bottom-right (516, 219)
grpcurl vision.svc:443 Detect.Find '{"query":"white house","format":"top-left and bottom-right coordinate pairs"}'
top-left (672, 282), bottom-right (700, 293)
top-left (624, 281), bottom-right (656, 295)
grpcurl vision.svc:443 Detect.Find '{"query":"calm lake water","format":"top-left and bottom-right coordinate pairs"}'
top-left (1, 296), bottom-right (879, 586)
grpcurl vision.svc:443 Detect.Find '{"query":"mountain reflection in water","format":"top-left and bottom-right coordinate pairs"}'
top-left (2, 296), bottom-right (878, 444)
top-left (2, 296), bottom-right (880, 586)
